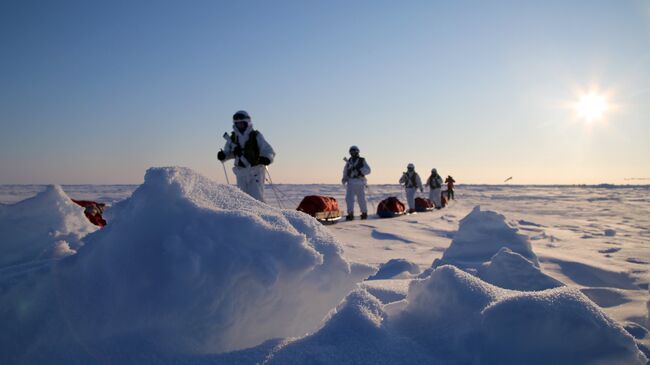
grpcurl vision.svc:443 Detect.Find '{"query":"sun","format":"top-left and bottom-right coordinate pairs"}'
top-left (574, 92), bottom-right (609, 123)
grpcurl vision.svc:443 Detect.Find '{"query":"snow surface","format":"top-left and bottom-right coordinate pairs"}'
top-left (367, 258), bottom-right (420, 280)
top-left (267, 266), bottom-right (645, 365)
top-left (0, 167), bottom-right (371, 363)
top-left (432, 205), bottom-right (539, 270)
top-left (0, 185), bottom-right (97, 268)
top-left (477, 247), bottom-right (565, 291)
top-left (1, 172), bottom-right (649, 364)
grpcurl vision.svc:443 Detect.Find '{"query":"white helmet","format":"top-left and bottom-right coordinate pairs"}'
top-left (233, 110), bottom-right (251, 122)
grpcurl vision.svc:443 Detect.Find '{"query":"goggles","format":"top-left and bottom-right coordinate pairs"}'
top-left (233, 113), bottom-right (250, 122)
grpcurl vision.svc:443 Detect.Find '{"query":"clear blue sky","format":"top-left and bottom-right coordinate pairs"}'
top-left (1, 0), bottom-right (649, 184)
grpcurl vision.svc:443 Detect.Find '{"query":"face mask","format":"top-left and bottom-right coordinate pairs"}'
top-left (234, 121), bottom-right (248, 133)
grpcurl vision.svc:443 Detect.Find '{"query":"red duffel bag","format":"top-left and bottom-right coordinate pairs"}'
top-left (297, 195), bottom-right (341, 222)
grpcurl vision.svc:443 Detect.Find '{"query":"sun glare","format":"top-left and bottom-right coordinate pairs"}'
top-left (575, 92), bottom-right (609, 123)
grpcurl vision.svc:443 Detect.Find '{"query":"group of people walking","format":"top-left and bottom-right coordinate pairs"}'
top-left (218, 110), bottom-right (456, 220)
top-left (343, 146), bottom-right (455, 220)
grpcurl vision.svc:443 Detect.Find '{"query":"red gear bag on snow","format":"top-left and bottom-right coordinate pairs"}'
top-left (377, 197), bottom-right (406, 218)
top-left (71, 199), bottom-right (107, 227)
top-left (415, 197), bottom-right (434, 212)
top-left (297, 196), bottom-right (341, 221)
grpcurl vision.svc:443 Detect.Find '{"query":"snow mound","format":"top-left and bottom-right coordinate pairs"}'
top-left (268, 265), bottom-right (647, 364)
top-left (391, 265), bottom-right (646, 364)
top-left (0, 167), bottom-right (369, 361)
top-left (265, 289), bottom-right (436, 364)
top-left (432, 205), bottom-right (538, 270)
top-left (367, 258), bottom-right (420, 280)
top-left (0, 185), bottom-right (97, 268)
top-left (360, 279), bottom-right (410, 304)
top-left (477, 247), bottom-right (565, 291)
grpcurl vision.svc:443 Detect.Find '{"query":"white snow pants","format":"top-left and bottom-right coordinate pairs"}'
top-left (345, 178), bottom-right (368, 214)
top-left (233, 165), bottom-right (266, 203)
top-left (429, 188), bottom-right (442, 208)
top-left (405, 187), bottom-right (417, 211)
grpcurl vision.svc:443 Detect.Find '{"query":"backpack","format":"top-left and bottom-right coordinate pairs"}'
top-left (346, 157), bottom-right (366, 178)
top-left (231, 130), bottom-right (261, 166)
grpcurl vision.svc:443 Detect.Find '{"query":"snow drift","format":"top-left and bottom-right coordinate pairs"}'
top-left (0, 185), bottom-right (97, 268)
top-left (477, 247), bottom-right (565, 291)
top-left (0, 167), bottom-right (370, 362)
top-left (430, 205), bottom-right (538, 271)
top-left (268, 265), bottom-right (647, 365)
top-left (367, 258), bottom-right (420, 280)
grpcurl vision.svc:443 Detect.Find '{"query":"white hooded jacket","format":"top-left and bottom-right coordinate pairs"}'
top-left (222, 121), bottom-right (275, 168)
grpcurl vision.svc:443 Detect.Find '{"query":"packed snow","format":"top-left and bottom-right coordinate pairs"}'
top-left (1, 168), bottom-right (649, 364)
top-left (0, 185), bottom-right (97, 268)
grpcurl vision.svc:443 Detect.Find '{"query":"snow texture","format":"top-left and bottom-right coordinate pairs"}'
top-left (367, 258), bottom-right (420, 280)
top-left (0, 167), bottom-right (370, 363)
top-left (0, 185), bottom-right (97, 268)
top-left (432, 205), bottom-right (539, 270)
top-left (268, 265), bottom-right (647, 364)
top-left (1, 180), bottom-right (648, 364)
top-left (477, 247), bottom-right (565, 291)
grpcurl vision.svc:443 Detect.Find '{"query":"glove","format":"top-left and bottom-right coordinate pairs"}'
top-left (217, 150), bottom-right (226, 161)
top-left (258, 156), bottom-right (271, 165)
top-left (233, 145), bottom-right (242, 157)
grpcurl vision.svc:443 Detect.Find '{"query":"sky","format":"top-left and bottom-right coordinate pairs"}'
top-left (1, 0), bottom-right (649, 185)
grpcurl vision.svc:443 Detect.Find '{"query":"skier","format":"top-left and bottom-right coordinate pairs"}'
top-left (445, 175), bottom-right (456, 200)
top-left (399, 163), bottom-right (423, 214)
top-left (426, 168), bottom-right (444, 209)
top-left (218, 110), bottom-right (275, 202)
top-left (342, 145), bottom-right (371, 220)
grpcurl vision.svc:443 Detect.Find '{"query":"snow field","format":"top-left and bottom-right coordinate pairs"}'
top-left (0, 168), bottom-right (648, 364)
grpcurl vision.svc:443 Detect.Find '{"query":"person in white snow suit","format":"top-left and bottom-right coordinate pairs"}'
top-left (426, 168), bottom-right (444, 209)
top-left (399, 163), bottom-right (424, 214)
top-left (218, 110), bottom-right (275, 202)
top-left (342, 145), bottom-right (371, 220)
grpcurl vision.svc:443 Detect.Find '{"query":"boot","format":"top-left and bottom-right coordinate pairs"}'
top-left (360, 212), bottom-right (368, 220)
top-left (346, 213), bottom-right (354, 221)
top-left (408, 209), bottom-right (415, 214)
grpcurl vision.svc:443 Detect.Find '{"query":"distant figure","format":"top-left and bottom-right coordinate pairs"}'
top-left (218, 110), bottom-right (275, 202)
top-left (445, 175), bottom-right (456, 200)
top-left (426, 168), bottom-right (444, 209)
top-left (399, 163), bottom-right (423, 213)
top-left (342, 145), bottom-right (371, 220)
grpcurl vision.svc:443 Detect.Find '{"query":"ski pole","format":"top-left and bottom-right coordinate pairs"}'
top-left (218, 147), bottom-right (230, 185)
top-left (264, 166), bottom-right (290, 199)
top-left (264, 166), bottom-right (288, 209)
top-left (365, 184), bottom-right (377, 212)
top-left (220, 159), bottom-right (230, 185)
top-left (219, 133), bottom-right (233, 185)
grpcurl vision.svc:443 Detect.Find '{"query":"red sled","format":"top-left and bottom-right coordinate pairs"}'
top-left (297, 195), bottom-right (342, 224)
top-left (71, 199), bottom-right (107, 227)
top-left (415, 197), bottom-right (434, 212)
top-left (377, 197), bottom-right (406, 218)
